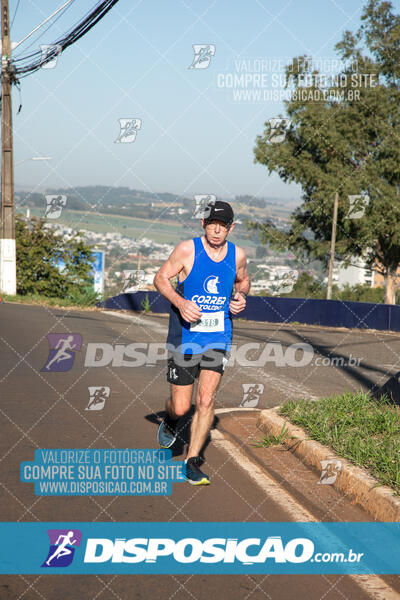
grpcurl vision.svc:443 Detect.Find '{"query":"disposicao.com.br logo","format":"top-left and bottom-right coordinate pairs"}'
top-left (84, 535), bottom-right (315, 564)
top-left (40, 532), bottom-right (365, 570)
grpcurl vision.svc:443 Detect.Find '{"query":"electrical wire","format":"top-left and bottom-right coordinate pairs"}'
top-left (12, 0), bottom-right (118, 70)
top-left (10, 0), bottom-right (22, 30)
top-left (10, 0), bottom-right (120, 78)
top-left (12, 0), bottom-right (77, 59)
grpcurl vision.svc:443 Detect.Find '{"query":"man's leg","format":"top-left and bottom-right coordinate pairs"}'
top-left (187, 369), bottom-right (221, 460)
top-left (166, 383), bottom-right (193, 420)
top-left (159, 353), bottom-right (200, 448)
top-left (158, 381), bottom-right (194, 449)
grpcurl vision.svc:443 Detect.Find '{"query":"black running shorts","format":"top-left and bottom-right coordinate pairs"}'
top-left (167, 349), bottom-right (228, 386)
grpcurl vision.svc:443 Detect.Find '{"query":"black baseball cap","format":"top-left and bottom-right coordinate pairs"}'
top-left (203, 200), bottom-right (234, 225)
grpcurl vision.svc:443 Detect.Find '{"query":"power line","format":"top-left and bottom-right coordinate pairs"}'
top-left (10, 0), bottom-right (21, 30)
top-left (13, 0), bottom-right (78, 51)
top-left (10, 0), bottom-right (120, 78)
top-left (12, 0), bottom-right (77, 58)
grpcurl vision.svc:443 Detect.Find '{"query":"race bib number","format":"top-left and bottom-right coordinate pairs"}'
top-left (190, 311), bottom-right (225, 333)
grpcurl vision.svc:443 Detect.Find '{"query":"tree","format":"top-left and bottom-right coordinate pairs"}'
top-left (16, 216), bottom-right (95, 299)
top-left (285, 272), bottom-right (324, 299)
top-left (252, 0), bottom-right (400, 304)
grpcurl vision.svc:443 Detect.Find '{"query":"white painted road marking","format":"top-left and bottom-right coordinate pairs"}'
top-left (212, 427), bottom-right (400, 600)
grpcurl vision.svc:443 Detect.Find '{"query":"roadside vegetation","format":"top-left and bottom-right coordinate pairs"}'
top-left (3, 291), bottom-right (99, 309)
top-left (254, 424), bottom-right (290, 448)
top-left (13, 215), bottom-right (100, 307)
top-left (280, 393), bottom-right (400, 493)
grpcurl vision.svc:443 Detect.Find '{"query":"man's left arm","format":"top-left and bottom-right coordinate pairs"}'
top-left (229, 247), bottom-right (250, 315)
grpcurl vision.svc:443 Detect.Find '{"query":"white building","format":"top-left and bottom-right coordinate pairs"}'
top-left (331, 257), bottom-right (374, 289)
top-left (250, 279), bottom-right (272, 293)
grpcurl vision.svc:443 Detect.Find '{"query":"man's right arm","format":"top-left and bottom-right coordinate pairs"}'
top-left (153, 241), bottom-right (201, 323)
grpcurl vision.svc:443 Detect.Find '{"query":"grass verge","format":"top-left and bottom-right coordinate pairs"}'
top-left (253, 424), bottom-right (291, 448)
top-left (279, 392), bottom-right (400, 493)
top-left (3, 293), bottom-right (99, 309)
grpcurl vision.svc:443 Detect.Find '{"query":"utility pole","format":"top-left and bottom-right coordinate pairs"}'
top-left (326, 191), bottom-right (339, 300)
top-left (0, 0), bottom-right (16, 295)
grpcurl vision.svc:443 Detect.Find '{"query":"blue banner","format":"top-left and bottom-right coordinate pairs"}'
top-left (98, 292), bottom-right (400, 333)
top-left (0, 522), bottom-right (399, 574)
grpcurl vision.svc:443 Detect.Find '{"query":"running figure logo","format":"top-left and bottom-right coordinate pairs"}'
top-left (42, 529), bottom-right (82, 568)
top-left (318, 459), bottom-right (342, 485)
top-left (192, 194), bottom-right (216, 219)
top-left (188, 44), bottom-right (216, 69)
top-left (240, 384), bottom-right (264, 408)
top-left (86, 386), bottom-right (110, 411)
top-left (272, 270), bottom-right (298, 295)
top-left (203, 275), bottom-right (220, 294)
top-left (115, 118), bottom-right (142, 143)
top-left (40, 43), bottom-right (62, 69)
top-left (122, 269), bottom-right (145, 293)
top-left (44, 194), bottom-right (67, 219)
top-left (41, 334), bottom-right (82, 372)
top-left (347, 195), bottom-right (370, 220)
top-left (169, 366), bottom-right (178, 380)
top-left (268, 118), bottom-right (291, 144)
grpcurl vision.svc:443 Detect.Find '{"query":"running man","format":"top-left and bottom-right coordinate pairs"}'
top-left (154, 200), bottom-right (250, 485)
top-left (87, 387), bottom-right (108, 410)
top-left (46, 531), bottom-right (76, 566)
top-left (45, 335), bottom-right (76, 371)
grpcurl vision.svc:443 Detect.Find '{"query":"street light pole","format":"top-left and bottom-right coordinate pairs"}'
top-left (326, 191), bottom-right (339, 300)
top-left (15, 156), bottom-right (52, 167)
top-left (0, 0), bottom-right (16, 295)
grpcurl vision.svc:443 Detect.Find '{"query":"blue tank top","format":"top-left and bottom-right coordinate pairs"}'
top-left (167, 237), bottom-right (237, 354)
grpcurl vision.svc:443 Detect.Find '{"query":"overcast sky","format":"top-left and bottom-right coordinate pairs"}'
top-left (11, 0), bottom-right (400, 200)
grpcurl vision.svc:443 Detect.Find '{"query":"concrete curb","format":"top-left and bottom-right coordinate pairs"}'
top-left (257, 407), bottom-right (400, 522)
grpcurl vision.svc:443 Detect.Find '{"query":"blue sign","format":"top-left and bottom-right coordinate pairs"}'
top-left (91, 250), bottom-right (104, 295)
top-left (0, 522), bottom-right (399, 574)
top-left (54, 250), bottom-right (104, 294)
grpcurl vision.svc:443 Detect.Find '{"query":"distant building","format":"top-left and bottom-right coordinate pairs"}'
top-left (334, 257), bottom-right (374, 289)
top-left (250, 279), bottom-right (272, 293)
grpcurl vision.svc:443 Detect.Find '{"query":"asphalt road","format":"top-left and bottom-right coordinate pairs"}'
top-left (1, 302), bottom-right (399, 600)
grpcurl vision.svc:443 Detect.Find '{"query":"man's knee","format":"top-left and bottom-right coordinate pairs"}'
top-left (197, 389), bottom-right (215, 411)
top-left (172, 403), bottom-right (190, 417)
top-left (169, 393), bottom-right (191, 417)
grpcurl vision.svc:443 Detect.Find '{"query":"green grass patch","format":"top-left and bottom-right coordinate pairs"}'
top-left (4, 292), bottom-right (100, 309)
top-left (253, 424), bottom-right (291, 447)
top-left (280, 392), bottom-right (400, 493)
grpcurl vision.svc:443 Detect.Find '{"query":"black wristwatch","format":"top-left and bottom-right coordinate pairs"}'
top-left (237, 290), bottom-right (248, 298)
